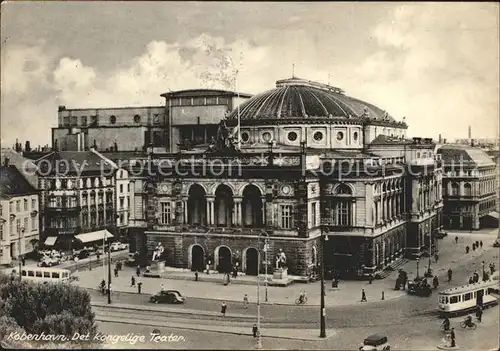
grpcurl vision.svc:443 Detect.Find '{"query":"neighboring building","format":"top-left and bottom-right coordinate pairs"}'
top-left (52, 89), bottom-right (252, 153)
top-left (115, 168), bottom-right (131, 239)
top-left (438, 145), bottom-right (497, 230)
top-left (1, 148), bottom-right (38, 189)
top-left (0, 165), bottom-right (39, 265)
top-left (105, 77), bottom-right (444, 279)
top-left (34, 149), bottom-right (123, 249)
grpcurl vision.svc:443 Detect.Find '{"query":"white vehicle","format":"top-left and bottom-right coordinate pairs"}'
top-left (38, 256), bottom-right (61, 267)
top-left (110, 242), bottom-right (127, 251)
top-left (438, 280), bottom-right (499, 317)
top-left (13, 267), bottom-right (72, 283)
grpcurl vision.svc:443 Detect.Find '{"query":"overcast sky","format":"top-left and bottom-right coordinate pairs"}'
top-left (1, 1), bottom-right (498, 147)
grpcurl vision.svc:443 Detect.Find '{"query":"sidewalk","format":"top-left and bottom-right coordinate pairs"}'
top-left (74, 228), bottom-right (499, 307)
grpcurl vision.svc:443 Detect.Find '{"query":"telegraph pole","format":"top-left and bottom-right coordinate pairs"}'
top-left (320, 227), bottom-right (326, 338)
top-left (107, 239), bottom-right (111, 304)
top-left (256, 236), bottom-right (262, 349)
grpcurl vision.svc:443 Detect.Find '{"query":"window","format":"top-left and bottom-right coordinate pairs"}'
top-left (134, 115), bottom-right (141, 123)
top-left (127, 183), bottom-right (130, 192)
top-left (70, 116), bottom-right (78, 126)
top-left (313, 131), bottom-right (323, 141)
top-left (52, 272), bottom-right (60, 279)
top-left (127, 196), bottom-right (130, 208)
top-left (16, 200), bottom-right (20, 212)
top-left (451, 183), bottom-right (459, 196)
top-left (334, 201), bottom-right (351, 226)
top-left (464, 293), bottom-right (472, 301)
top-left (193, 97), bottom-right (205, 105)
top-left (36, 271), bottom-right (43, 277)
top-left (81, 194), bottom-right (88, 206)
top-left (206, 97), bottom-right (217, 105)
top-left (63, 117), bottom-right (70, 126)
top-left (82, 214), bottom-right (88, 227)
top-left (464, 183), bottom-right (472, 196)
top-left (9, 201), bottom-right (14, 213)
top-left (181, 98), bottom-right (192, 106)
top-left (24, 217), bottom-right (28, 231)
top-left (311, 202), bottom-right (317, 227)
top-left (110, 115), bottom-right (117, 124)
top-left (241, 132), bottom-right (250, 142)
top-left (21, 270), bottom-right (27, 277)
top-left (119, 197), bottom-right (124, 210)
top-left (353, 132), bottom-right (359, 141)
top-left (218, 97), bottom-right (229, 105)
top-left (287, 132), bottom-right (298, 141)
top-left (262, 132), bottom-right (272, 142)
top-left (280, 205), bottom-right (293, 229)
top-left (31, 216), bottom-right (37, 231)
top-left (23, 199), bottom-right (27, 211)
top-left (28, 270), bottom-right (34, 277)
top-left (450, 296), bottom-right (459, 304)
top-left (81, 116), bottom-right (87, 126)
top-left (9, 220), bottom-right (13, 235)
top-left (120, 184), bottom-right (124, 193)
top-left (16, 219), bottom-right (21, 234)
top-left (160, 202), bottom-right (172, 224)
top-left (31, 199), bottom-right (36, 210)
top-left (336, 132), bottom-right (344, 141)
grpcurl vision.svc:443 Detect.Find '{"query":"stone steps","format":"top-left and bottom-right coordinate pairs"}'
top-left (376, 258), bottom-right (409, 279)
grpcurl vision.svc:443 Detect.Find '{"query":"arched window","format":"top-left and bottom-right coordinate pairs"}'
top-left (464, 183), bottom-right (472, 197)
top-left (451, 183), bottom-right (459, 196)
top-left (336, 184), bottom-right (352, 195)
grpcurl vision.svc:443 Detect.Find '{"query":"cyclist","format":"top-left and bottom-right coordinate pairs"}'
top-left (464, 314), bottom-right (473, 327)
top-left (298, 291), bottom-right (306, 304)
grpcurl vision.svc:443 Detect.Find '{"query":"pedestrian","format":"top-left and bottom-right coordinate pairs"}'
top-left (195, 270), bottom-right (198, 281)
top-left (369, 274), bottom-right (373, 284)
top-left (455, 236), bottom-right (458, 244)
top-left (450, 328), bottom-right (456, 348)
top-left (161, 284), bottom-right (165, 292)
top-left (243, 294), bottom-right (249, 309)
top-left (473, 271), bottom-right (479, 283)
top-left (434, 253), bottom-right (439, 263)
top-left (361, 288), bottom-right (367, 302)
top-left (433, 275), bottom-right (439, 289)
top-left (476, 305), bottom-right (483, 322)
top-left (137, 282), bottom-right (142, 294)
top-left (96, 252), bottom-right (100, 261)
top-left (447, 268), bottom-right (452, 282)
top-left (469, 276), bottom-right (474, 284)
top-left (136, 265), bottom-right (141, 277)
top-left (323, 282), bottom-right (326, 296)
top-left (472, 243), bottom-right (476, 251)
top-left (131, 276), bottom-right (135, 287)
top-left (221, 302), bottom-right (227, 316)
top-left (465, 245), bottom-right (470, 254)
top-left (252, 324), bottom-right (258, 338)
top-left (206, 263), bottom-right (210, 275)
top-left (490, 263), bottom-right (495, 275)
top-left (479, 241), bottom-right (483, 248)
top-left (114, 268), bottom-right (118, 278)
top-left (21, 256), bottom-right (25, 266)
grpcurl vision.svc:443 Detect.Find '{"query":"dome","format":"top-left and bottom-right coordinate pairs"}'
top-left (228, 77), bottom-right (394, 122)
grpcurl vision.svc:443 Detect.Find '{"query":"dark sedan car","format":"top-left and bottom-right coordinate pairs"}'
top-left (149, 290), bottom-right (185, 304)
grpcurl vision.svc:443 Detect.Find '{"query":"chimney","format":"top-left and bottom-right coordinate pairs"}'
top-left (3, 157), bottom-right (9, 166)
top-left (412, 137), bottom-right (422, 144)
top-left (438, 134), bottom-right (442, 143)
top-left (443, 138), bottom-right (447, 144)
top-left (58, 105), bottom-right (66, 112)
top-left (468, 125), bottom-right (471, 139)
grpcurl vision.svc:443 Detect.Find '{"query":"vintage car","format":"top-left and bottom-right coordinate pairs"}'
top-left (150, 290), bottom-right (185, 304)
top-left (493, 238), bottom-right (500, 248)
top-left (359, 334), bottom-right (390, 351)
top-left (407, 277), bottom-right (432, 297)
top-left (38, 256), bottom-right (60, 267)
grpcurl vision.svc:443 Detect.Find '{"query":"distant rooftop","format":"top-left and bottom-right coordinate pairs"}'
top-left (438, 145), bottom-right (496, 167)
top-left (0, 165), bottom-right (38, 199)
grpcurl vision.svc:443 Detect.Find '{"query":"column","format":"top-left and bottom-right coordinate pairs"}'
top-left (388, 196), bottom-right (392, 220)
top-left (233, 197), bottom-right (242, 226)
top-left (261, 197), bottom-right (266, 226)
top-left (206, 196), bottom-right (215, 225)
top-left (182, 197), bottom-right (188, 224)
top-left (351, 200), bottom-right (356, 226)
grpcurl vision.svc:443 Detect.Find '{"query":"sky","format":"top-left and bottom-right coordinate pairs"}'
top-left (1, 1), bottom-right (499, 148)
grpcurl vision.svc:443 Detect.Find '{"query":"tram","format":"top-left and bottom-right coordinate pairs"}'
top-left (438, 280), bottom-right (499, 317)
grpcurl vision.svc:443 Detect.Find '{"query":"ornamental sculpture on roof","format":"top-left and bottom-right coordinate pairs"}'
top-left (205, 119), bottom-right (240, 154)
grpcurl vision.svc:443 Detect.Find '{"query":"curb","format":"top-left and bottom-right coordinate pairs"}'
top-left (95, 316), bottom-right (333, 341)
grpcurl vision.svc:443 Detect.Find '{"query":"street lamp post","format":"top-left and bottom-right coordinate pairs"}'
top-left (19, 227), bottom-right (24, 280)
top-left (261, 230), bottom-right (269, 302)
top-left (107, 239), bottom-right (111, 304)
top-left (416, 257), bottom-right (420, 279)
top-left (256, 234), bottom-right (262, 349)
top-left (482, 261), bottom-right (485, 281)
top-left (320, 226), bottom-right (326, 338)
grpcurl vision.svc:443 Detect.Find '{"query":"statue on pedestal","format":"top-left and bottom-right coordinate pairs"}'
top-left (275, 249), bottom-right (287, 269)
top-left (152, 243), bottom-right (164, 261)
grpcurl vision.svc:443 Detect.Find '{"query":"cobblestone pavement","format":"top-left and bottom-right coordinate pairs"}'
top-left (75, 229), bottom-right (499, 308)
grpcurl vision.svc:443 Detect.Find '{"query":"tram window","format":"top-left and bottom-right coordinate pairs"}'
top-left (445, 297), bottom-right (449, 304)
top-left (35, 271), bottom-right (43, 277)
top-left (450, 296), bottom-right (459, 304)
top-left (21, 270), bottom-right (27, 276)
top-left (27, 271), bottom-right (34, 277)
top-left (52, 272), bottom-right (60, 279)
top-left (44, 272), bottom-right (50, 278)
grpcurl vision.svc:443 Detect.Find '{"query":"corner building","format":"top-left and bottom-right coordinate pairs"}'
top-left (128, 78), bottom-right (443, 279)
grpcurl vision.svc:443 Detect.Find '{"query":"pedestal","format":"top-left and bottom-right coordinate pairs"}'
top-left (273, 268), bottom-right (288, 280)
top-left (151, 260), bottom-right (165, 273)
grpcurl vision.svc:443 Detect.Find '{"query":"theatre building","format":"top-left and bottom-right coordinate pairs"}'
top-left (121, 77), bottom-right (443, 279)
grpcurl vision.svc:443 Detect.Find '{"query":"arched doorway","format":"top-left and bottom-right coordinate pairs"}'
top-left (245, 248), bottom-right (259, 276)
top-left (216, 246), bottom-right (232, 273)
top-left (188, 184), bottom-right (207, 225)
top-left (242, 185), bottom-right (263, 227)
top-left (215, 185), bottom-right (234, 227)
top-left (190, 245), bottom-right (205, 272)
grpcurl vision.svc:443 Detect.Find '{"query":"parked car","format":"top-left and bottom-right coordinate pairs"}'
top-left (493, 238), bottom-right (500, 248)
top-left (436, 231), bottom-right (448, 239)
top-left (149, 290), bottom-right (185, 304)
top-left (77, 250), bottom-right (90, 260)
top-left (38, 256), bottom-right (60, 267)
top-left (110, 242), bottom-right (128, 251)
top-left (407, 277), bottom-right (432, 297)
top-left (359, 334), bottom-right (390, 351)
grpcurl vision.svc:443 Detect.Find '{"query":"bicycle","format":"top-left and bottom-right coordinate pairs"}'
top-left (459, 321), bottom-right (477, 330)
top-left (295, 296), bottom-right (308, 305)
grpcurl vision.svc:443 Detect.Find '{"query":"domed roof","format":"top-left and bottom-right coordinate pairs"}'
top-left (228, 77), bottom-right (394, 121)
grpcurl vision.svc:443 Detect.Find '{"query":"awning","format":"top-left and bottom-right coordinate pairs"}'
top-left (74, 230), bottom-right (114, 244)
top-left (44, 236), bottom-right (57, 246)
top-left (486, 211), bottom-right (499, 220)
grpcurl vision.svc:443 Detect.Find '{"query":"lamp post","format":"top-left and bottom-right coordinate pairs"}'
top-left (482, 261), bottom-right (485, 281)
top-left (256, 234), bottom-right (262, 349)
top-left (427, 229), bottom-right (432, 277)
top-left (107, 238), bottom-right (111, 304)
top-left (261, 230), bottom-right (269, 302)
top-left (19, 227), bottom-right (25, 280)
top-left (416, 257), bottom-right (420, 279)
top-left (320, 226), bottom-right (327, 338)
